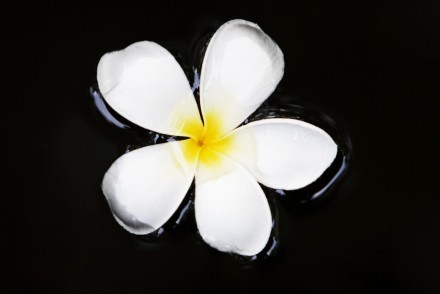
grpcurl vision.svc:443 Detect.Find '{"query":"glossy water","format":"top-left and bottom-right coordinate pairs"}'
top-left (90, 32), bottom-right (351, 260)
top-left (10, 5), bottom-right (440, 292)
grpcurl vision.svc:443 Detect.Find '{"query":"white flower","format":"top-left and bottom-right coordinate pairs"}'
top-left (98, 19), bottom-right (337, 256)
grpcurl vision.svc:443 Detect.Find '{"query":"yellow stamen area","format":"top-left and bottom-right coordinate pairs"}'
top-left (181, 112), bottom-right (234, 167)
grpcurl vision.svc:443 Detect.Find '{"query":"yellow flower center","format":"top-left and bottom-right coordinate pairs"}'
top-left (180, 111), bottom-right (234, 166)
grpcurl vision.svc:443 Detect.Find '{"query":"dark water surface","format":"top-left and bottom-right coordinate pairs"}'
top-left (4, 3), bottom-right (440, 293)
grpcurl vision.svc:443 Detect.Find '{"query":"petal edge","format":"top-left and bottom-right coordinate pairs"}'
top-left (200, 19), bottom-right (284, 136)
top-left (195, 152), bottom-right (272, 256)
top-left (102, 140), bottom-right (197, 235)
top-left (98, 41), bottom-right (203, 137)
top-left (223, 118), bottom-right (338, 190)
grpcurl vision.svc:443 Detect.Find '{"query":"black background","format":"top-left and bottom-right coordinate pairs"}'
top-left (4, 2), bottom-right (440, 293)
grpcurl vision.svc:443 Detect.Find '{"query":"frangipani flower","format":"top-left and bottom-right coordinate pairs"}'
top-left (98, 19), bottom-right (337, 256)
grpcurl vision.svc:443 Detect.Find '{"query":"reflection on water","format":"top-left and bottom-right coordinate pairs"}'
top-left (90, 25), bottom-right (351, 262)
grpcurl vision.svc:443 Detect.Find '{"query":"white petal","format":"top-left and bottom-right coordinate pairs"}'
top-left (98, 41), bottom-right (202, 137)
top-left (195, 152), bottom-right (272, 256)
top-left (223, 118), bottom-right (338, 190)
top-left (102, 140), bottom-right (197, 235)
top-left (200, 19), bottom-right (284, 136)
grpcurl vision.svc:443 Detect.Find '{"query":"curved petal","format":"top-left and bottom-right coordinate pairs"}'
top-left (195, 151), bottom-right (272, 256)
top-left (220, 118), bottom-right (338, 190)
top-left (98, 41), bottom-right (203, 137)
top-left (200, 19), bottom-right (284, 136)
top-left (102, 140), bottom-right (198, 235)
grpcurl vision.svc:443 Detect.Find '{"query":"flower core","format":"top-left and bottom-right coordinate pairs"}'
top-left (181, 111), bottom-right (234, 166)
